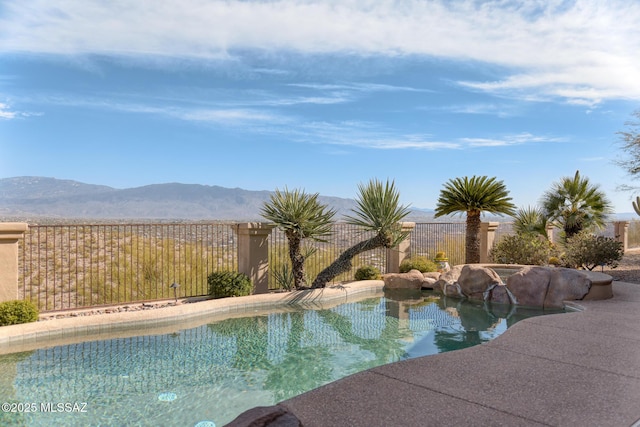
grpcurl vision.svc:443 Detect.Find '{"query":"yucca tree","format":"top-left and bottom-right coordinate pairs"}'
top-left (541, 171), bottom-right (612, 239)
top-left (434, 176), bottom-right (516, 264)
top-left (311, 179), bottom-right (411, 288)
top-left (261, 188), bottom-right (336, 289)
top-left (513, 206), bottom-right (549, 239)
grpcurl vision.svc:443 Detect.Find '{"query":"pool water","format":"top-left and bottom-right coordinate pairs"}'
top-left (0, 290), bottom-right (557, 426)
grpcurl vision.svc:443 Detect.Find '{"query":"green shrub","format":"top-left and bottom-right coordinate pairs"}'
top-left (354, 265), bottom-right (382, 280)
top-left (563, 231), bottom-right (624, 271)
top-left (0, 300), bottom-right (39, 326)
top-left (399, 256), bottom-right (438, 273)
top-left (271, 263), bottom-right (295, 291)
top-left (490, 233), bottom-right (556, 265)
top-left (207, 270), bottom-right (253, 298)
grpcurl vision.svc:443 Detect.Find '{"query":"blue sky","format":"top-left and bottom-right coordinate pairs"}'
top-left (1, 0), bottom-right (640, 213)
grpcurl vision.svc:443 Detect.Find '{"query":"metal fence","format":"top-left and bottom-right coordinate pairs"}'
top-left (21, 219), bottom-right (629, 312)
top-left (19, 223), bottom-right (237, 311)
top-left (410, 223), bottom-right (466, 266)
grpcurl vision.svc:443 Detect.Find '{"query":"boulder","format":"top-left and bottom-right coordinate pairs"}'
top-left (423, 272), bottom-right (441, 281)
top-left (486, 283), bottom-right (513, 305)
top-left (422, 277), bottom-right (438, 289)
top-left (440, 265), bottom-right (463, 283)
top-left (383, 269), bottom-right (425, 290)
top-left (506, 266), bottom-right (552, 307)
top-left (544, 268), bottom-right (592, 309)
top-left (442, 281), bottom-right (465, 298)
top-left (433, 265), bottom-right (463, 294)
top-left (226, 405), bottom-right (302, 427)
top-left (458, 265), bottom-right (502, 300)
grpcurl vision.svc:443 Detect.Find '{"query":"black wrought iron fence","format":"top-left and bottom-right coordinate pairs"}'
top-left (410, 223), bottom-right (466, 266)
top-left (22, 219), bottom-right (607, 312)
top-left (19, 223), bottom-right (237, 311)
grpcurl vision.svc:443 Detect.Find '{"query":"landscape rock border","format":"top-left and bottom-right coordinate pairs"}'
top-left (383, 264), bottom-right (613, 309)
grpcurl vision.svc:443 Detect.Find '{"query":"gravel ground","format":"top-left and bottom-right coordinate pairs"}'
top-left (602, 247), bottom-right (640, 283)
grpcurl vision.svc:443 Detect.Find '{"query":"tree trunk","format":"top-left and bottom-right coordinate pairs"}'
top-left (287, 233), bottom-right (307, 289)
top-left (312, 234), bottom-right (387, 288)
top-left (565, 223), bottom-right (581, 239)
top-left (465, 210), bottom-right (481, 264)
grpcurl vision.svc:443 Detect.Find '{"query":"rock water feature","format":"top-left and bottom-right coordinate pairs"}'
top-left (383, 264), bottom-right (613, 309)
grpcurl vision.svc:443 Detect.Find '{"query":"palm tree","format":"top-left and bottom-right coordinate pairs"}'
top-left (513, 206), bottom-right (549, 239)
top-left (541, 171), bottom-right (612, 239)
top-left (434, 176), bottom-right (516, 264)
top-left (311, 179), bottom-right (411, 288)
top-left (261, 188), bottom-right (336, 289)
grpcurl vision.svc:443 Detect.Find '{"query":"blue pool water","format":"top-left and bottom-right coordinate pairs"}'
top-left (0, 291), bottom-right (557, 426)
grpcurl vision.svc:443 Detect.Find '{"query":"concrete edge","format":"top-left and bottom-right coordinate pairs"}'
top-left (0, 280), bottom-right (384, 354)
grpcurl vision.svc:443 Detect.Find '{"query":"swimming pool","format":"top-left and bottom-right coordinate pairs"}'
top-left (0, 290), bottom-right (556, 426)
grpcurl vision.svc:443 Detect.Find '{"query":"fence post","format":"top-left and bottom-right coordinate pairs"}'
top-left (386, 222), bottom-right (416, 273)
top-left (546, 224), bottom-right (555, 242)
top-left (235, 222), bottom-right (275, 294)
top-left (480, 222), bottom-right (499, 263)
top-left (614, 221), bottom-right (629, 253)
top-left (0, 223), bottom-right (28, 303)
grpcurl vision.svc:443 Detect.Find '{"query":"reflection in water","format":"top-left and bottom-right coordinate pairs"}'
top-left (0, 291), bottom-right (555, 426)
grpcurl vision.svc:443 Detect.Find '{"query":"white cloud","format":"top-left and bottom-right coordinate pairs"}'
top-left (439, 103), bottom-right (518, 118)
top-left (0, 101), bottom-right (36, 119)
top-left (290, 83), bottom-right (432, 93)
top-left (2, 1), bottom-right (638, 103)
top-left (0, 102), bottom-right (16, 119)
top-left (31, 94), bottom-right (284, 125)
top-left (460, 133), bottom-right (567, 147)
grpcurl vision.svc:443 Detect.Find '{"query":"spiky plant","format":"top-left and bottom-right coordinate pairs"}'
top-left (513, 206), bottom-right (549, 238)
top-left (311, 179), bottom-right (411, 288)
top-left (434, 176), bottom-right (516, 264)
top-left (541, 171), bottom-right (612, 239)
top-left (633, 196), bottom-right (640, 217)
top-left (261, 188), bottom-right (336, 289)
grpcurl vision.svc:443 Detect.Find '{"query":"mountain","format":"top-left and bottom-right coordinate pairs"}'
top-left (1, 176), bottom-right (434, 221)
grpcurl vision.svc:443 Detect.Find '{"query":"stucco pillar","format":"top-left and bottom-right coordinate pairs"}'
top-left (479, 222), bottom-right (499, 263)
top-left (235, 222), bottom-right (275, 294)
top-left (546, 224), bottom-right (555, 243)
top-left (0, 223), bottom-right (28, 303)
top-left (614, 221), bottom-right (629, 253)
top-left (385, 222), bottom-right (416, 273)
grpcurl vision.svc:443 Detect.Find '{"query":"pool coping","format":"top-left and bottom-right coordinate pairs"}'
top-left (0, 280), bottom-right (384, 355)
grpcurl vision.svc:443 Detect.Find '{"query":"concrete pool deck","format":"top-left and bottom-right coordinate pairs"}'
top-left (231, 281), bottom-right (640, 427)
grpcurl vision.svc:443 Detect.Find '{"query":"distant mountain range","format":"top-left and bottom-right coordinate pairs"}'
top-left (0, 176), bottom-right (436, 221)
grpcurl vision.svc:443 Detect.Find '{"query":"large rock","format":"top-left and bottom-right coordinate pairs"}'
top-left (544, 268), bottom-right (591, 309)
top-left (506, 266), bottom-right (552, 307)
top-left (486, 283), bottom-right (513, 305)
top-left (383, 269), bottom-right (425, 290)
top-left (226, 405), bottom-right (302, 427)
top-left (422, 277), bottom-right (438, 289)
top-left (458, 265), bottom-right (503, 300)
top-left (433, 265), bottom-right (463, 294)
top-left (423, 272), bottom-right (441, 281)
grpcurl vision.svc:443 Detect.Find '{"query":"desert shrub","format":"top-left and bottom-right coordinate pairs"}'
top-left (207, 270), bottom-right (253, 298)
top-left (399, 256), bottom-right (438, 273)
top-left (0, 300), bottom-right (39, 326)
top-left (490, 233), bottom-right (556, 265)
top-left (271, 263), bottom-right (295, 291)
top-left (548, 256), bottom-right (562, 266)
top-left (354, 265), bottom-right (382, 280)
top-left (563, 231), bottom-right (624, 271)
